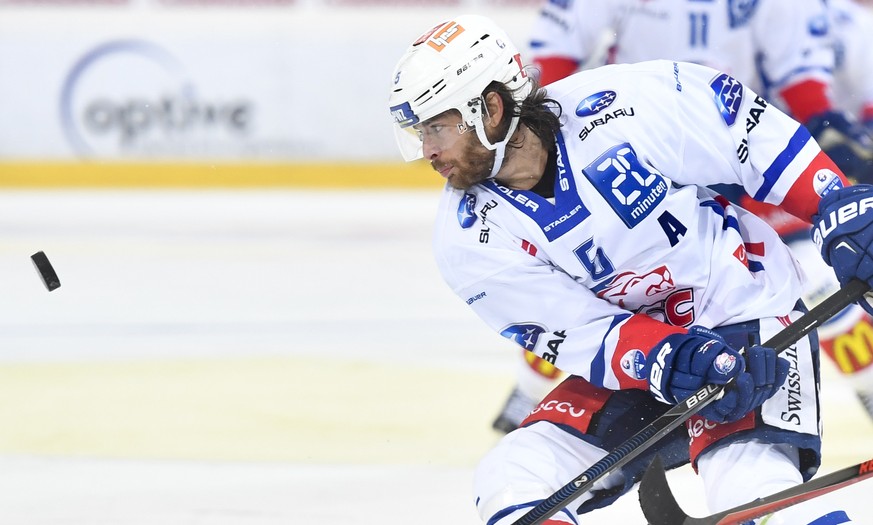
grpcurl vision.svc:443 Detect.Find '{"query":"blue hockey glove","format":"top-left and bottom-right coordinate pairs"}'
top-left (812, 185), bottom-right (873, 314)
top-left (709, 345), bottom-right (790, 423)
top-left (645, 326), bottom-right (789, 424)
top-left (806, 110), bottom-right (873, 184)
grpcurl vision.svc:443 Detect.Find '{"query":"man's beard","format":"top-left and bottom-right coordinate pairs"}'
top-left (432, 134), bottom-right (495, 190)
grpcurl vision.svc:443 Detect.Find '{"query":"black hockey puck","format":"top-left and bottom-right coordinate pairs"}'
top-left (31, 251), bottom-right (61, 291)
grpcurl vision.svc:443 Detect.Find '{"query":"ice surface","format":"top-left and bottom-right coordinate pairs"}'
top-left (0, 189), bottom-right (868, 524)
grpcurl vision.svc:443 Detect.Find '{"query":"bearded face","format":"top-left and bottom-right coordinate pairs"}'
top-left (431, 129), bottom-right (496, 190)
top-left (418, 109), bottom-right (497, 190)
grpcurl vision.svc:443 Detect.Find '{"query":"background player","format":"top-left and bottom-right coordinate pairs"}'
top-left (828, 0), bottom-right (873, 136)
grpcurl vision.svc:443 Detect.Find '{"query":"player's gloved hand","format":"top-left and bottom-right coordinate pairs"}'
top-left (645, 326), bottom-right (789, 424)
top-left (806, 110), bottom-right (873, 184)
top-left (812, 184), bottom-right (873, 314)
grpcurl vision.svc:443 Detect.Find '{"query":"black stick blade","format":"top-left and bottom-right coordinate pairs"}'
top-left (31, 251), bottom-right (61, 291)
top-left (639, 455), bottom-right (690, 525)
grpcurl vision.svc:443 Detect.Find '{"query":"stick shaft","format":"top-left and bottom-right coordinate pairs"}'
top-left (705, 459), bottom-right (873, 525)
top-left (640, 456), bottom-right (873, 525)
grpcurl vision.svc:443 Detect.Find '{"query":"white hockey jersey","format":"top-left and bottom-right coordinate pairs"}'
top-left (528, 0), bottom-right (834, 100)
top-left (433, 60), bottom-right (845, 392)
top-left (828, 0), bottom-right (873, 119)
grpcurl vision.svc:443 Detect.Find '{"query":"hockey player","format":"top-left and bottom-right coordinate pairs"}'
top-left (486, 0), bottom-right (873, 433)
top-left (388, 14), bottom-right (867, 524)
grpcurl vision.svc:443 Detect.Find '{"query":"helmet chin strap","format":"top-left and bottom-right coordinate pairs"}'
top-left (474, 114), bottom-right (520, 180)
top-left (463, 95), bottom-right (521, 180)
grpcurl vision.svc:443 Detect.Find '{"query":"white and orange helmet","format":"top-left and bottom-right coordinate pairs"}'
top-left (388, 14), bottom-right (532, 169)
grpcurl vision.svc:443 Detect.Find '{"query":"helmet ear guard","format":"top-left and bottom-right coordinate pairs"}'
top-left (461, 96), bottom-right (485, 130)
top-left (388, 14), bottom-right (532, 169)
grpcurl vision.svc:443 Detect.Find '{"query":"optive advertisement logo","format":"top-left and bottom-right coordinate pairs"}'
top-left (60, 40), bottom-right (251, 157)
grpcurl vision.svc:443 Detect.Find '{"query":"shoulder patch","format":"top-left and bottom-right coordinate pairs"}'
top-left (709, 73), bottom-right (744, 126)
top-left (457, 193), bottom-right (477, 229)
top-left (500, 323), bottom-right (547, 350)
top-left (575, 90), bottom-right (617, 117)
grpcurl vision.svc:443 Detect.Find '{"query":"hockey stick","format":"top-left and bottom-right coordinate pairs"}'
top-left (511, 278), bottom-right (871, 525)
top-left (639, 455), bottom-right (873, 525)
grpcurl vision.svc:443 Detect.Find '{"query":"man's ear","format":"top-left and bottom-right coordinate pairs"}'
top-left (483, 91), bottom-right (505, 131)
top-left (485, 91), bottom-right (504, 127)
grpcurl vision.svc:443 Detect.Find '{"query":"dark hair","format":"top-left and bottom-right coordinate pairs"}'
top-left (484, 76), bottom-right (563, 152)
